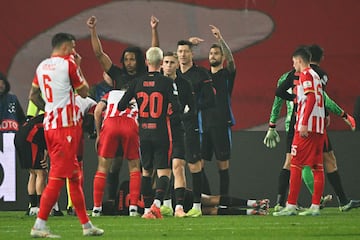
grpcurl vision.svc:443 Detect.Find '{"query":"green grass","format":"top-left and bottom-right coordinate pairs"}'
top-left (1, 208), bottom-right (360, 239)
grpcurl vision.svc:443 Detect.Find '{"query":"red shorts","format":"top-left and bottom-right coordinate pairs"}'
top-left (45, 126), bottom-right (82, 178)
top-left (291, 131), bottom-right (325, 166)
top-left (98, 117), bottom-right (139, 160)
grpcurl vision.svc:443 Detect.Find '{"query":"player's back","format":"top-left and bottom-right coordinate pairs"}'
top-left (133, 72), bottom-right (177, 139)
top-left (34, 55), bottom-right (82, 129)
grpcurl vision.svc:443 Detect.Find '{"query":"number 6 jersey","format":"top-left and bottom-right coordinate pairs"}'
top-left (32, 54), bottom-right (86, 130)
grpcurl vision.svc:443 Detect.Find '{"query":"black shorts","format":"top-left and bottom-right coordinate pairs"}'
top-left (16, 141), bottom-right (46, 170)
top-left (184, 130), bottom-right (202, 164)
top-left (171, 124), bottom-right (185, 160)
top-left (140, 138), bottom-right (171, 170)
top-left (201, 126), bottom-right (231, 161)
top-left (286, 128), bottom-right (294, 154)
top-left (323, 133), bottom-right (333, 152)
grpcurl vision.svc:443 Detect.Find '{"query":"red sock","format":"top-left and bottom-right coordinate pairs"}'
top-left (93, 171), bottom-right (107, 207)
top-left (287, 164), bottom-right (302, 205)
top-left (129, 171), bottom-right (141, 206)
top-left (68, 173), bottom-right (89, 224)
top-left (38, 178), bottom-right (64, 220)
top-left (312, 166), bottom-right (324, 205)
top-left (79, 161), bottom-right (84, 188)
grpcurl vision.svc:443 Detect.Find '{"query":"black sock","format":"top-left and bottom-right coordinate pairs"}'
top-left (155, 176), bottom-right (170, 202)
top-left (219, 169), bottom-right (229, 196)
top-left (107, 171), bottom-right (119, 200)
top-left (163, 176), bottom-right (173, 201)
top-left (175, 187), bottom-right (185, 206)
top-left (327, 171), bottom-right (348, 205)
top-left (37, 195), bottom-right (42, 206)
top-left (201, 168), bottom-right (212, 195)
top-left (192, 172), bottom-right (202, 203)
top-left (217, 207), bottom-right (246, 215)
top-left (29, 194), bottom-right (37, 207)
top-left (277, 168), bottom-right (290, 206)
top-left (219, 195), bottom-right (247, 207)
top-left (141, 176), bottom-right (153, 208)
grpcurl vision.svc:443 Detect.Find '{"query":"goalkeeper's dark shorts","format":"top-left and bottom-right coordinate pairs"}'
top-left (286, 128), bottom-right (294, 154)
top-left (323, 132), bottom-right (333, 152)
top-left (201, 126), bottom-right (231, 162)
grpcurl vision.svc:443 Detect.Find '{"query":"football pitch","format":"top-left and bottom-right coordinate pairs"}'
top-left (1, 208), bottom-right (360, 240)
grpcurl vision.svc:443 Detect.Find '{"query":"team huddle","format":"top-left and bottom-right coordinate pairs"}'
top-left (3, 14), bottom-right (356, 239)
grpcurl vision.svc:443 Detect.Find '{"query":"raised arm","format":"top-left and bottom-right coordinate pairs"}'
top-left (210, 24), bottom-right (235, 73)
top-left (86, 16), bottom-right (113, 72)
top-left (150, 15), bottom-right (160, 47)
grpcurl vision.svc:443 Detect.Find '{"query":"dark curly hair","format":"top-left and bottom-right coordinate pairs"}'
top-left (120, 46), bottom-right (146, 75)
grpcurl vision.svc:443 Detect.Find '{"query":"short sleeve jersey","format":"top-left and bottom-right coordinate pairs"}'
top-left (32, 55), bottom-right (85, 130)
top-left (177, 64), bottom-right (215, 112)
top-left (295, 67), bottom-right (325, 134)
top-left (118, 72), bottom-right (180, 140)
top-left (207, 68), bottom-right (236, 127)
top-left (101, 90), bottom-right (138, 121)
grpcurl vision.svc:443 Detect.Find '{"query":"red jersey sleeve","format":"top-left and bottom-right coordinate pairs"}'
top-left (301, 70), bottom-right (315, 94)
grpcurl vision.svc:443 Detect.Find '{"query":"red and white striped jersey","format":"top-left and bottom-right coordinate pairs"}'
top-left (101, 90), bottom-right (138, 121)
top-left (75, 95), bottom-right (96, 120)
top-left (295, 67), bottom-right (325, 134)
top-left (32, 55), bottom-right (86, 130)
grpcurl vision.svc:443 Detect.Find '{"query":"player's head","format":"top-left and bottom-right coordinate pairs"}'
top-left (177, 40), bottom-right (194, 66)
top-left (51, 33), bottom-right (76, 55)
top-left (146, 47), bottom-right (163, 68)
top-left (209, 43), bottom-right (223, 67)
top-left (120, 46), bottom-right (146, 76)
top-left (308, 44), bottom-right (324, 64)
top-left (0, 72), bottom-right (10, 95)
top-left (292, 46), bottom-right (311, 72)
top-left (162, 52), bottom-right (179, 77)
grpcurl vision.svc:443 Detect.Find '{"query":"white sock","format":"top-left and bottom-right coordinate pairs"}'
top-left (144, 208), bottom-right (150, 214)
top-left (310, 204), bottom-right (320, 210)
top-left (34, 218), bottom-right (46, 229)
top-left (246, 209), bottom-right (254, 215)
top-left (286, 203), bottom-right (297, 210)
top-left (247, 200), bottom-right (256, 207)
top-left (175, 205), bottom-right (184, 211)
top-left (82, 221), bottom-right (93, 229)
top-left (129, 205), bottom-right (138, 212)
top-left (163, 199), bottom-right (172, 208)
top-left (193, 203), bottom-right (201, 210)
top-left (154, 199), bottom-right (161, 208)
top-left (93, 206), bottom-right (102, 212)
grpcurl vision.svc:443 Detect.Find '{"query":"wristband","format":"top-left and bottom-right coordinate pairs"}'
top-left (269, 123), bottom-right (276, 128)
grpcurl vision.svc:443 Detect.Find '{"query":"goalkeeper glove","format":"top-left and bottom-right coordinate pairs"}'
top-left (342, 112), bottom-right (356, 131)
top-left (263, 127), bottom-right (280, 148)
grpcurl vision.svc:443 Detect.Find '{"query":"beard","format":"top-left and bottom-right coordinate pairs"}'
top-left (210, 60), bottom-right (222, 67)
